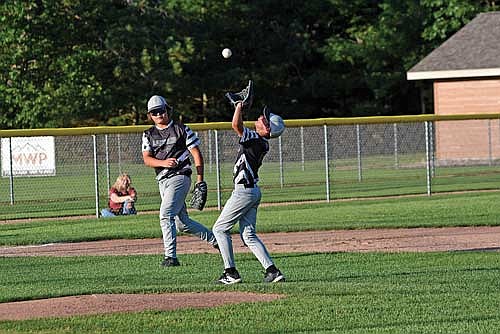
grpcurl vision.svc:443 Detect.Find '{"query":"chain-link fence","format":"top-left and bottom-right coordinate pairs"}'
top-left (2, 115), bottom-right (500, 221)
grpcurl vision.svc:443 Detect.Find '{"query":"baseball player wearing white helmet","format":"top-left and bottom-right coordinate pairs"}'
top-left (142, 95), bottom-right (217, 268)
top-left (213, 82), bottom-right (286, 284)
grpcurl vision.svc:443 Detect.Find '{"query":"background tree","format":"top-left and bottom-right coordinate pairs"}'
top-left (0, 1), bottom-right (107, 128)
top-left (0, 0), bottom-right (498, 129)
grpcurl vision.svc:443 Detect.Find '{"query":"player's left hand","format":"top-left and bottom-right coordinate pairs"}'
top-left (190, 181), bottom-right (208, 211)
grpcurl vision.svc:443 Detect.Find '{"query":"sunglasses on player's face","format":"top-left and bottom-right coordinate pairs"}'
top-left (150, 109), bottom-right (166, 116)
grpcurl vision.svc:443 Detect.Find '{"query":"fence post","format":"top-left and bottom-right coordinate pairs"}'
top-left (105, 134), bottom-right (110, 191)
top-left (279, 136), bottom-right (284, 188)
top-left (356, 124), bottom-right (362, 182)
top-left (393, 123), bottom-right (399, 169)
top-left (208, 129), bottom-right (213, 173)
top-left (300, 126), bottom-right (305, 171)
top-left (117, 134), bottom-right (122, 174)
top-left (93, 135), bottom-right (100, 218)
top-left (8, 138), bottom-right (14, 205)
top-left (425, 121), bottom-right (432, 196)
top-left (214, 130), bottom-right (222, 210)
top-left (430, 121), bottom-right (435, 177)
top-left (324, 125), bottom-right (330, 202)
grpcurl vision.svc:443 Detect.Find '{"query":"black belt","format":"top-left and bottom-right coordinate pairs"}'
top-left (240, 183), bottom-right (255, 188)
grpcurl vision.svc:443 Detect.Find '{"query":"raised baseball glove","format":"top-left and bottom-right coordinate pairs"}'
top-left (190, 180), bottom-right (208, 211)
top-left (225, 80), bottom-right (253, 110)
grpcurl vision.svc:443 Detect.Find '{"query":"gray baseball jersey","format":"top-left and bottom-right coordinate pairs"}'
top-left (143, 121), bottom-right (216, 259)
top-left (213, 127), bottom-right (275, 269)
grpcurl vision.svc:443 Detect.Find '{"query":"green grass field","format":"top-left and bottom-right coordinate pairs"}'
top-left (1, 252), bottom-right (500, 333)
top-left (1, 191), bottom-right (500, 246)
top-left (1, 192), bottom-right (500, 333)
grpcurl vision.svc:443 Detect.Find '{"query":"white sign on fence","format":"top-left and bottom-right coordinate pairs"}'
top-left (1, 136), bottom-right (56, 177)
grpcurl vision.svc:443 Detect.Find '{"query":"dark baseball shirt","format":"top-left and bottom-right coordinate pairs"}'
top-left (233, 127), bottom-right (269, 187)
top-left (142, 120), bottom-right (200, 181)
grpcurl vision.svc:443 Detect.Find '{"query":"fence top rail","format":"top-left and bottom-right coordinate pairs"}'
top-left (2, 113), bottom-right (500, 137)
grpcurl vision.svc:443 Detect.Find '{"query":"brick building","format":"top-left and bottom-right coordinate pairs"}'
top-left (407, 11), bottom-right (500, 163)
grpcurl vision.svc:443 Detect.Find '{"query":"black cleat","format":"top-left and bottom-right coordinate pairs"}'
top-left (263, 269), bottom-right (285, 283)
top-left (160, 257), bottom-right (180, 267)
top-left (215, 270), bottom-right (242, 285)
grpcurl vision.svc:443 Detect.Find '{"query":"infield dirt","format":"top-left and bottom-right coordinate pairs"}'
top-left (1, 226), bottom-right (499, 320)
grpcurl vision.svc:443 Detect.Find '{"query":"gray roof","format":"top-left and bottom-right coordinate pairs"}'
top-left (407, 11), bottom-right (500, 80)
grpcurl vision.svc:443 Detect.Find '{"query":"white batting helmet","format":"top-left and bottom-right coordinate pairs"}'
top-left (147, 95), bottom-right (173, 115)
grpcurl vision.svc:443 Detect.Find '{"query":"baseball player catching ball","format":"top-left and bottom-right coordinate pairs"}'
top-left (212, 81), bottom-right (286, 284)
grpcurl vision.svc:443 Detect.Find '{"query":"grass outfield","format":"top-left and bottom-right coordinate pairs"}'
top-left (2, 159), bottom-right (500, 220)
top-left (1, 252), bottom-right (500, 333)
top-left (1, 191), bottom-right (500, 246)
top-left (1, 193), bottom-right (500, 333)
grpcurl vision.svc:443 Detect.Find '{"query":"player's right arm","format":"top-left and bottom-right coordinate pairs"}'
top-left (142, 151), bottom-right (177, 168)
top-left (232, 102), bottom-right (244, 137)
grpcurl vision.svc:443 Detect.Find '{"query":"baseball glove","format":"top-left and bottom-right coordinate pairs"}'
top-left (225, 80), bottom-right (253, 110)
top-left (190, 181), bottom-right (208, 211)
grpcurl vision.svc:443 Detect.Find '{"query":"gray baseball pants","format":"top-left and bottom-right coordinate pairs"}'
top-left (212, 184), bottom-right (274, 270)
top-left (158, 174), bottom-right (216, 258)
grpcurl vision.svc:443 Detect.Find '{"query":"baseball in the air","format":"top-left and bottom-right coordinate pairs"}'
top-left (222, 48), bottom-right (232, 59)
